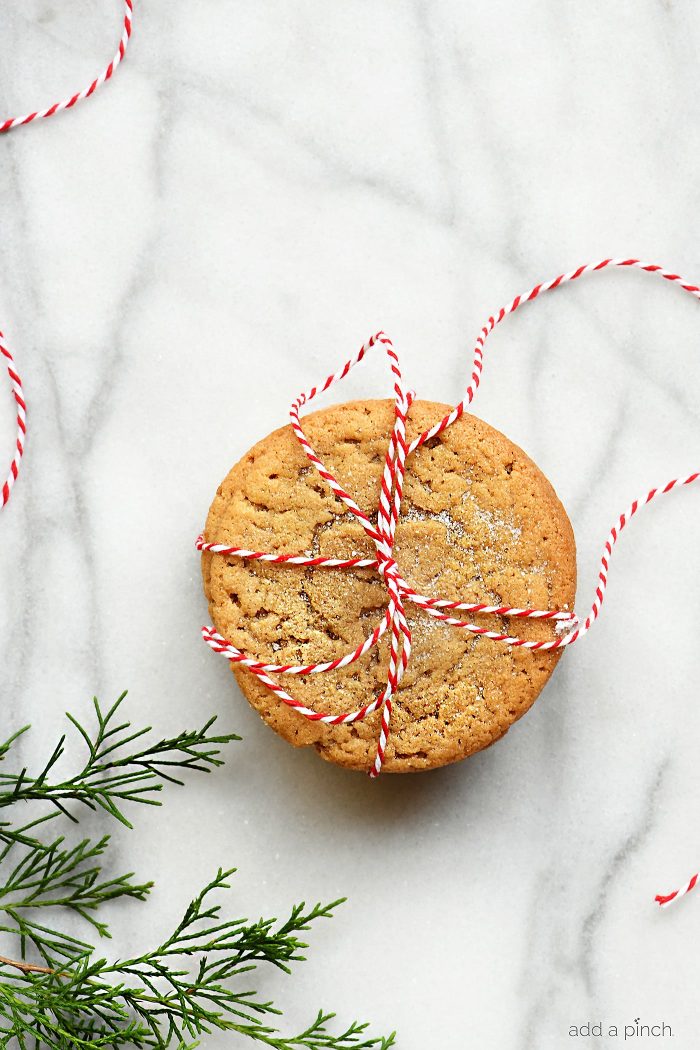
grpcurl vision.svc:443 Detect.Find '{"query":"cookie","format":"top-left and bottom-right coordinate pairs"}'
top-left (201, 399), bottom-right (576, 773)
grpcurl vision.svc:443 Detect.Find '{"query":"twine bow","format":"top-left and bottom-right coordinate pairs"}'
top-left (197, 259), bottom-right (700, 906)
top-left (198, 331), bottom-right (582, 776)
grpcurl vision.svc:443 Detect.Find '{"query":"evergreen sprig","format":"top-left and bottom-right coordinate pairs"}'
top-left (0, 695), bottom-right (395, 1049)
top-left (0, 693), bottom-right (233, 827)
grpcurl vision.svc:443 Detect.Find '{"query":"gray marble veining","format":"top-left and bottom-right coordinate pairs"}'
top-left (1, 3), bottom-right (699, 1047)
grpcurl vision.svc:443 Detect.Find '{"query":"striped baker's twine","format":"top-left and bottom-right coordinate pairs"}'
top-left (0, 0), bottom-right (133, 133)
top-left (656, 873), bottom-right (698, 909)
top-left (0, 335), bottom-right (25, 509)
top-left (0, 1), bottom-right (134, 511)
top-left (199, 258), bottom-right (700, 904)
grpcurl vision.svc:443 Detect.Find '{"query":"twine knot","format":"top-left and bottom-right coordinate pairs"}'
top-left (376, 551), bottom-right (400, 583)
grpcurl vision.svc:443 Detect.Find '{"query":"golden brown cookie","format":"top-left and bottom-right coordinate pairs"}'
top-left (201, 399), bottom-right (576, 773)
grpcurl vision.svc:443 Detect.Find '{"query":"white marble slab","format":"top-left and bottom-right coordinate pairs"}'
top-left (1, 2), bottom-right (699, 1047)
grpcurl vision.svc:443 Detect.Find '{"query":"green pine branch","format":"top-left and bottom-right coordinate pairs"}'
top-left (0, 692), bottom-right (233, 828)
top-left (0, 694), bottom-right (395, 1050)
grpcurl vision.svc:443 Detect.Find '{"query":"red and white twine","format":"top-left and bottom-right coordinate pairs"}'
top-left (198, 258), bottom-right (700, 907)
top-left (655, 873), bottom-right (698, 909)
top-left (0, 0), bottom-right (133, 134)
top-left (0, 1), bottom-right (134, 509)
top-left (0, 336), bottom-right (25, 509)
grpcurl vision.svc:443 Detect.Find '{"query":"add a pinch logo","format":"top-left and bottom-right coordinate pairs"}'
top-left (569, 1018), bottom-right (674, 1040)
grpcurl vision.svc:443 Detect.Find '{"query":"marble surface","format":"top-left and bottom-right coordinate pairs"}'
top-left (1, 2), bottom-right (700, 1047)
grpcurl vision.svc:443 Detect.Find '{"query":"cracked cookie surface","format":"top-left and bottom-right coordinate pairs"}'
top-left (201, 399), bottom-right (576, 773)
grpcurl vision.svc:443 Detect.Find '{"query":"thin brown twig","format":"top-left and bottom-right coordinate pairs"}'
top-left (0, 954), bottom-right (55, 975)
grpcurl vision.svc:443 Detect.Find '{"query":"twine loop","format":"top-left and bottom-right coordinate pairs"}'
top-left (198, 259), bottom-right (700, 905)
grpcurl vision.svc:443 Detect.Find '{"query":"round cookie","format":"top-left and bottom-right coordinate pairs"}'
top-left (201, 399), bottom-right (576, 773)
